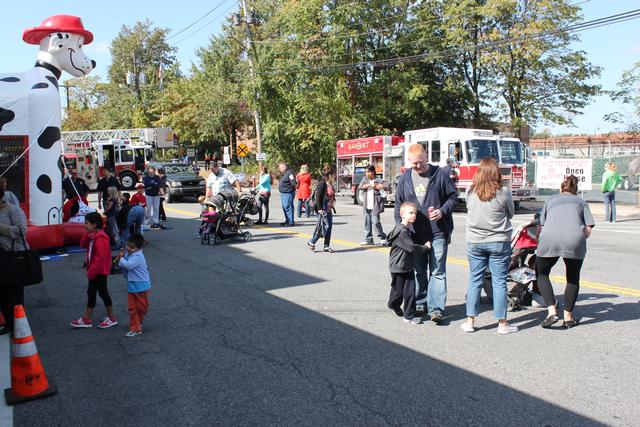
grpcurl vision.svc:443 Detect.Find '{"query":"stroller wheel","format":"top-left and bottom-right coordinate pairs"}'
top-left (212, 235), bottom-right (222, 246)
top-left (243, 232), bottom-right (253, 242)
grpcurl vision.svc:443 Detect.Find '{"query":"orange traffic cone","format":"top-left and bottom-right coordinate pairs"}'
top-left (4, 305), bottom-right (56, 405)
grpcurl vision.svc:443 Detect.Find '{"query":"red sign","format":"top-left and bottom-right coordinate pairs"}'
top-left (336, 136), bottom-right (403, 157)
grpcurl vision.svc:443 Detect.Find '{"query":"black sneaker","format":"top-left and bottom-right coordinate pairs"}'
top-left (430, 312), bottom-right (444, 323)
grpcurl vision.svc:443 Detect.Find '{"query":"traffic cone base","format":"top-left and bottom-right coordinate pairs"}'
top-left (4, 305), bottom-right (57, 405)
top-left (4, 382), bottom-right (56, 406)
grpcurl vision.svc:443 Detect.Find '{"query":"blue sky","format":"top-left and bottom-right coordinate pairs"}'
top-left (3, 0), bottom-right (639, 136)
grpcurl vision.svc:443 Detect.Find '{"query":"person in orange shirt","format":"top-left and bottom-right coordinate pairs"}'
top-left (296, 164), bottom-right (313, 218)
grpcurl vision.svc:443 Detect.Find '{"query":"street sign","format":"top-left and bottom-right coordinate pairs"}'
top-left (223, 146), bottom-right (231, 165)
top-left (187, 148), bottom-right (195, 157)
top-left (536, 158), bottom-right (593, 191)
top-left (256, 152), bottom-right (267, 161)
top-left (237, 143), bottom-right (250, 157)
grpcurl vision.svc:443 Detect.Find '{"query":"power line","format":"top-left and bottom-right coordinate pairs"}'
top-left (167, 0), bottom-right (232, 41)
top-left (254, 8), bottom-right (640, 75)
top-left (173, 3), bottom-right (237, 45)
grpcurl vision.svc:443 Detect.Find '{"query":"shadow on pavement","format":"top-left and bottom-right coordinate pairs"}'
top-left (15, 217), bottom-right (604, 426)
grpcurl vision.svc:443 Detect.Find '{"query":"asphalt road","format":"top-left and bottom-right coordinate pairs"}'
top-left (6, 192), bottom-right (640, 426)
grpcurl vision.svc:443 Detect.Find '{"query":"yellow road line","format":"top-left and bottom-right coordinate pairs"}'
top-left (167, 208), bottom-right (640, 298)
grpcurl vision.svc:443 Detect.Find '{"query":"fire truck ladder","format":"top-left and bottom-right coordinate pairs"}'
top-left (61, 128), bottom-right (159, 146)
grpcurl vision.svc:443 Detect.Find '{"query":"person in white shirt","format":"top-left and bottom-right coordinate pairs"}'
top-left (358, 165), bottom-right (387, 246)
top-left (205, 162), bottom-right (242, 198)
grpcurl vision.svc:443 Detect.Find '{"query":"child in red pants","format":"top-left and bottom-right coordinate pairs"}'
top-left (115, 233), bottom-right (151, 337)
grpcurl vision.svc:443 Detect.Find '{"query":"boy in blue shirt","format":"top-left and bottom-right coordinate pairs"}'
top-left (115, 233), bottom-right (151, 337)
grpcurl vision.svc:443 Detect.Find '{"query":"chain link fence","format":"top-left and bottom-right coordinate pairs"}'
top-left (528, 141), bottom-right (640, 205)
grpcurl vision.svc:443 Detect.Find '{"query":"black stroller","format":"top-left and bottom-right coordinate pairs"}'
top-left (201, 190), bottom-right (253, 245)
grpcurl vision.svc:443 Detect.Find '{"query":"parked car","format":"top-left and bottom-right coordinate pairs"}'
top-left (148, 162), bottom-right (206, 203)
top-left (618, 174), bottom-right (639, 191)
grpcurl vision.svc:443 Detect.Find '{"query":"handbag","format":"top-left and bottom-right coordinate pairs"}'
top-left (0, 231), bottom-right (43, 287)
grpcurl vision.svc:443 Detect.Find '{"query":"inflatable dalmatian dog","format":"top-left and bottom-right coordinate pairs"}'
top-left (0, 15), bottom-right (95, 226)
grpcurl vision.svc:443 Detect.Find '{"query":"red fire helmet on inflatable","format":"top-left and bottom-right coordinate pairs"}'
top-left (23, 15), bottom-right (94, 45)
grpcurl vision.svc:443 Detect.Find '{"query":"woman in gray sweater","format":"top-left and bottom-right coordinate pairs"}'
top-left (461, 158), bottom-right (517, 335)
top-left (537, 175), bottom-right (594, 329)
top-left (0, 186), bottom-right (28, 335)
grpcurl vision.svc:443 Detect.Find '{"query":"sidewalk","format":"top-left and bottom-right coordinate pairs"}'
top-left (0, 334), bottom-right (12, 426)
top-left (587, 201), bottom-right (640, 220)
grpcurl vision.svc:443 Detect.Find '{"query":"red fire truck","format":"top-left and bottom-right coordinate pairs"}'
top-left (336, 135), bottom-right (405, 204)
top-left (62, 128), bottom-right (174, 190)
top-left (403, 127), bottom-right (535, 209)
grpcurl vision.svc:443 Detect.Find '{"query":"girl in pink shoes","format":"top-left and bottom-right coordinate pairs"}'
top-left (71, 212), bottom-right (117, 329)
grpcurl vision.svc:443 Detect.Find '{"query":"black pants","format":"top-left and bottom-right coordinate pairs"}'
top-left (0, 285), bottom-right (24, 331)
top-left (388, 272), bottom-right (416, 320)
top-left (536, 256), bottom-right (584, 312)
top-left (87, 275), bottom-right (113, 308)
top-left (159, 197), bottom-right (167, 221)
top-left (258, 193), bottom-right (270, 222)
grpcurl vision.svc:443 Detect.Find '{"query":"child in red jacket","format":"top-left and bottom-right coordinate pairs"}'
top-left (71, 212), bottom-right (118, 329)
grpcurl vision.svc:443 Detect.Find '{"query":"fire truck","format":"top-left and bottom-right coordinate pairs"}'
top-left (61, 128), bottom-right (175, 190)
top-left (336, 135), bottom-right (405, 204)
top-left (403, 127), bottom-right (536, 209)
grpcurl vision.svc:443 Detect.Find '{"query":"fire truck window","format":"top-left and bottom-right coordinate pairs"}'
top-left (145, 150), bottom-right (153, 162)
top-left (449, 143), bottom-right (462, 162)
top-left (500, 141), bottom-right (523, 164)
top-left (0, 137), bottom-right (27, 203)
top-left (466, 139), bottom-right (499, 163)
top-left (431, 140), bottom-right (441, 163)
top-left (120, 149), bottom-right (134, 163)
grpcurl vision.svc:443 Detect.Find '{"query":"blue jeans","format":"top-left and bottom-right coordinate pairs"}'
top-left (603, 191), bottom-right (616, 222)
top-left (118, 206), bottom-right (145, 248)
top-left (466, 241), bottom-right (511, 320)
top-left (363, 209), bottom-right (385, 243)
top-left (297, 198), bottom-right (311, 218)
top-left (413, 238), bottom-right (448, 315)
top-left (280, 191), bottom-right (295, 225)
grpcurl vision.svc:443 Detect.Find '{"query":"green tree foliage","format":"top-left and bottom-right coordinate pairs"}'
top-left (606, 61), bottom-right (640, 132)
top-left (482, 0), bottom-right (600, 132)
top-left (102, 19), bottom-right (179, 128)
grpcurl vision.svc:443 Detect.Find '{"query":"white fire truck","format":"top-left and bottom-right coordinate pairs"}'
top-left (61, 128), bottom-right (175, 190)
top-left (403, 127), bottom-right (536, 209)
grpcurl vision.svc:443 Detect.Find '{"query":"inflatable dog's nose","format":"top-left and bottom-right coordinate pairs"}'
top-left (91, 60), bottom-right (96, 69)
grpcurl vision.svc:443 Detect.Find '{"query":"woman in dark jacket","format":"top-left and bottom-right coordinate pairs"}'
top-left (307, 165), bottom-right (336, 253)
top-left (0, 186), bottom-right (28, 335)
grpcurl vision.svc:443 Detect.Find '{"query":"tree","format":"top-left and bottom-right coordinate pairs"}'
top-left (483, 0), bottom-right (600, 133)
top-left (101, 20), bottom-right (179, 128)
top-left (606, 60), bottom-right (640, 132)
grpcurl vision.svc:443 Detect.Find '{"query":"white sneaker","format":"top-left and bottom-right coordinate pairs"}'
top-left (460, 322), bottom-right (475, 333)
top-left (98, 317), bottom-right (118, 329)
top-left (497, 324), bottom-right (518, 335)
top-left (403, 317), bottom-right (423, 325)
top-left (379, 240), bottom-right (388, 246)
top-left (125, 330), bottom-right (142, 337)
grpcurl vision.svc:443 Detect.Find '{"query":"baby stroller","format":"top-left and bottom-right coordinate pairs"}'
top-left (483, 211), bottom-right (541, 311)
top-left (236, 190), bottom-right (260, 226)
top-left (201, 191), bottom-right (252, 245)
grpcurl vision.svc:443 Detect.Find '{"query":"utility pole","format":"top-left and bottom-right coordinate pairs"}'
top-left (239, 0), bottom-right (264, 170)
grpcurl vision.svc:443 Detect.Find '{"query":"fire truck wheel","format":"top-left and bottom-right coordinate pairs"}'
top-left (119, 171), bottom-right (138, 191)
